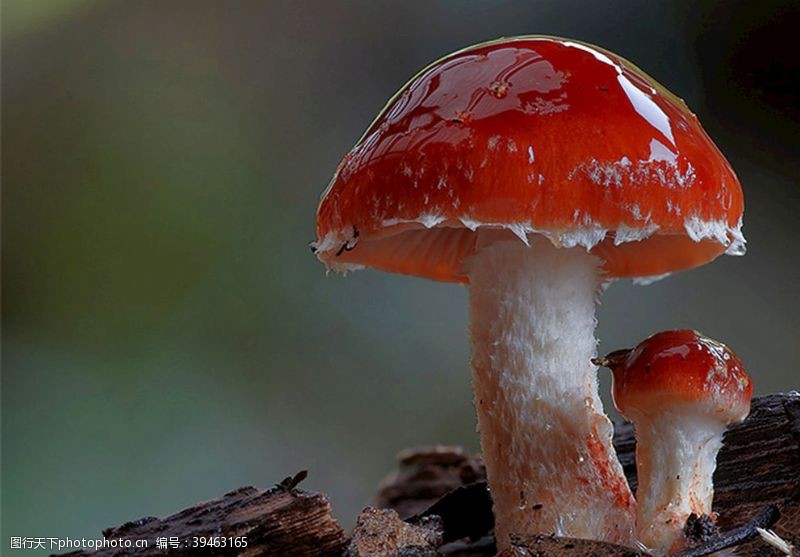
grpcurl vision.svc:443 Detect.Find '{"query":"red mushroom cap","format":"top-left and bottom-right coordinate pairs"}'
top-left (606, 330), bottom-right (752, 422)
top-left (314, 36), bottom-right (744, 282)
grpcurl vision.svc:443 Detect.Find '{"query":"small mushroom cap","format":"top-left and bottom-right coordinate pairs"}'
top-left (314, 36), bottom-right (744, 282)
top-left (604, 329), bottom-right (752, 423)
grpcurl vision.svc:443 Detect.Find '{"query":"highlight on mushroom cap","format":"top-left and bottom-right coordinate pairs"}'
top-left (314, 36), bottom-right (745, 283)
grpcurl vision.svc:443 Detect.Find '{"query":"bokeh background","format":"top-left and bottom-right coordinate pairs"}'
top-left (3, 0), bottom-right (799, 550)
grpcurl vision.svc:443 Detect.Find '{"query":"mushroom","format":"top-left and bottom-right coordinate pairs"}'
top-left (597, 330), bottom-right (753, 554)
top-left (313, 37), bottom-right (745, 548)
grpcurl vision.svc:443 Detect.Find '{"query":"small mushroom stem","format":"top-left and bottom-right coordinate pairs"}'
top-left (631, 409), bottom-right (726, 554)
top-left (467, 236), bottom-right (636, 549)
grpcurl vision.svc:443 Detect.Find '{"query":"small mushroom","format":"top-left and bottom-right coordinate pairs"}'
top-left (598, 330), bottom-right (753, 554)
top-left (313, 37), bottom-right (745, 548)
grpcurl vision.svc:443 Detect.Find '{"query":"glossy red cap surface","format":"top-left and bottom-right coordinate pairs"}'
top-left (314, 37), bottom-right (745, 282)
top-left (604, 330), bottom-right (752, 422)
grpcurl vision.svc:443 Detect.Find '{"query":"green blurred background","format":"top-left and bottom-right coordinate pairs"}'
top-left (3, 0), bottom-right (799, 550)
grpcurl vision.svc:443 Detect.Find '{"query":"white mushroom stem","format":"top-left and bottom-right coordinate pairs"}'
top-left (466, 236), bottom-right (636, 550)
top-left (629, 408), bottom-right (726, 555)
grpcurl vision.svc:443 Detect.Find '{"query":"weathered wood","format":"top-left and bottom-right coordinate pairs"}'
top-left (501, 535), bottom-right (647, 557)
top-left (376, 445), bottom-right (485, 519)
top-left (388, 393), bottom-right (800, 556)
top-left (346, 507), bottom-right (443, 556)
top-left (674, 504), bottom-right (781, 557)
top-left (58, 393), bottom-right (798, 557)
top-left (59, 485), bottom-right (346, 557)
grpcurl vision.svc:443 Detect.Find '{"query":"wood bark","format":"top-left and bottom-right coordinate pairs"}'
top-left (59, 485), bottom-right (346, 557)
top-left (58, 393), bottom-right (798, 556)
top-left (402, 393), bottom-right (799, 556)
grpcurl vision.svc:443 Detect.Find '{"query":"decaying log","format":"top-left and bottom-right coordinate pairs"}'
top-left (59, 484), bottom-right (346, 557)
top-left (376, 446), bottom-right (485, 519)
top-left (383, 393), bottom-right (799, 556)
top-left (59, 393), bottom-right (798, 557)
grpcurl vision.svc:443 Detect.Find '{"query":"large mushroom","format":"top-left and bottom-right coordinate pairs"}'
top-left (597, 330), bottom-right (753, 554)
top-left (313, 37), bottom-right (745, 548)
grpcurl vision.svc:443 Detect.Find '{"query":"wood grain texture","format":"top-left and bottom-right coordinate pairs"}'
top-left (57, 393), bottom-right (798, 556)
top-left (59, 486), bottom-right (346, 557)
top-left (399, 393), bottom-right (800, 556)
